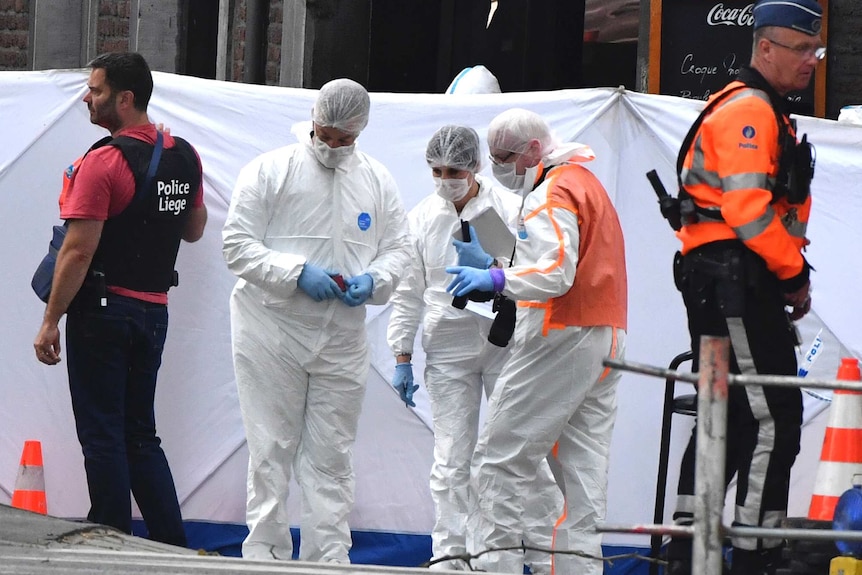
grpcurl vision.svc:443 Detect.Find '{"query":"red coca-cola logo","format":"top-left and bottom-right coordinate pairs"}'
top-left (707, 3), bottom-right (755, 27)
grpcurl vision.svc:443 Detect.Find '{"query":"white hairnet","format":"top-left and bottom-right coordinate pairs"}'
top-left (426, 125), bottom-right (482, 172)
top-left (487, 108), bottom-right (557, 156)
top-left (312, 78), bottom-right (371, 135)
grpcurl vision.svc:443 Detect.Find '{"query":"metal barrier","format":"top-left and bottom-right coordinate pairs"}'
top-left (599, 335), bottom-right (862, 575)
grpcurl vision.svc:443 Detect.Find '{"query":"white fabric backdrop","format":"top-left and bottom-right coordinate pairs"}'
top-left (1, 69), bottom-right (860, 548)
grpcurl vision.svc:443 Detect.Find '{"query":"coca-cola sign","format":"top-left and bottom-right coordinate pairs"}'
top-left (659, 0), bottom-right (814, 111)
top-left (707, 3), bottom-right (755, 27)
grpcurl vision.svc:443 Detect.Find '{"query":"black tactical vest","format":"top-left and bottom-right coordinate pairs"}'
top-left (91, 136), bottom-right (200, 293)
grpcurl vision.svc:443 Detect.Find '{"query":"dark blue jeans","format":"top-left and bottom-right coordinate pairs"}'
top-left (66, 293), bottom-right (186, 546)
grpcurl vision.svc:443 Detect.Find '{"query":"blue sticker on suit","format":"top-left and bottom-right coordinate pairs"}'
top-left (357, 212), bottom-right (371, 231)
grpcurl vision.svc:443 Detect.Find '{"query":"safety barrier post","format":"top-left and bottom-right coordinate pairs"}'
top-left (693, 336), bottom-right (729, 575)
top-left (598, 346), bottom-right (862, 574)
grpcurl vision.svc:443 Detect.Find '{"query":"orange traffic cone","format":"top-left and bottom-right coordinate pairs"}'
top-left (808, 358), bottom-right (862, 520)
top-left (10, 440), bottom-right (47, 515)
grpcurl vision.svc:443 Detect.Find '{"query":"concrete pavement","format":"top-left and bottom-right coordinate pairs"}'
top-left (0, 504), bottom-right (463, 574)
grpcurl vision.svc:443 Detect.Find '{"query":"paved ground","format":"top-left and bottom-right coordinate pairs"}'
top-left (0, 504), bottom-right (461, 574)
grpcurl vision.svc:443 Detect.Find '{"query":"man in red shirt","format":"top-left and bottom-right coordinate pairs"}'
top-left (33, 52), bottom-right (206, 546)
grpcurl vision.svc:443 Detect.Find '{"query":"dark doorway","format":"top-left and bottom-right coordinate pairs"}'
top-left (184, 0), bottom-right (218, 79)
top-left (582, 41), bottom-right (638, 90)
top-left (481, 0), bottom-right (585, 92)
top-left (367, 0), bottom-right (443, 93)
top-left (434, 0), bottom-right (586, 93)
top-left (327, 0), bottom-right (632, 94)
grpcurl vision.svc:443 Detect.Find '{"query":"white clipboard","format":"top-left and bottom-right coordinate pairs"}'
top-left (453, 206), bottom-right (516, 259)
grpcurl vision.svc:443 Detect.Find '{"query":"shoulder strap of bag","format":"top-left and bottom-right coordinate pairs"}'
top-left (126, 130), bottom-right (164, 212)
top-left (71, 131), bottom-right (165, 218)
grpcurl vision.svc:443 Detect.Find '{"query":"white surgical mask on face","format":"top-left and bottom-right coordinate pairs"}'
top-left (492, 161), bottom-right (525, 191)
top-left (312, 136), bottom-right (355, 169)
top-left (433, 176), bottom-right (471, 202)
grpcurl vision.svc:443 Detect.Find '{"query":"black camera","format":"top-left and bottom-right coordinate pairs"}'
top-left (452, 218), bottom-right (495, 308)
top-left (452, 219), bottom-right (472, 309)
top-left (452, 287), bottom-right (496, 309)
top-left (488, 293), bottom-right (516, 347)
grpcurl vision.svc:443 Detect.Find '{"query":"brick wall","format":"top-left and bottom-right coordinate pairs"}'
top-left (230, 0), bottom-right (283, 85)
top-left (0, 0), bottom-right (858, 109)
top-left (266, 0), bottom-right (282, 85)
top-left (231, 0), bottom-right (247, 82)
top-left (98, 0), bottom-right (130, 54)
top-left (0, 0), bottom-right (28, 70)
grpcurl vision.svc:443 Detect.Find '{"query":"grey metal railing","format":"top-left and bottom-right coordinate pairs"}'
top-left (599, 335), bottom-right (862, 575)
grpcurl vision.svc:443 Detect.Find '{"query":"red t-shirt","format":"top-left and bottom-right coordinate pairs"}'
top-left (60, 124), bottom-right (205, 304)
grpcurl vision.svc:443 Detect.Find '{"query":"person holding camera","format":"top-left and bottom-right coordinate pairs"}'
top-left (386, 125), bottom-right (561, 572)
top-left (446, 109), bottom-right (627, 575)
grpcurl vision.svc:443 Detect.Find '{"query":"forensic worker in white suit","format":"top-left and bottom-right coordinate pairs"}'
top-left (223, 78), bottom-right (411, 563)
top-left (387, 125), bottom-right (562, 572)
top-left (447, 109), bottom-right (627, 575)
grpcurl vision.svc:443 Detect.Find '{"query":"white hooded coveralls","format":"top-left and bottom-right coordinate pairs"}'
top-left (387, 175), bottom-right (562, 572)
top-left (469, 151), bottom-right (627, 575)
top-left (223, 136), bottom-right (411, 563)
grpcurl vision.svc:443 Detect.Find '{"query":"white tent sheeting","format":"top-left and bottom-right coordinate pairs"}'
top-left (1, 69), bottom-right (860, 566)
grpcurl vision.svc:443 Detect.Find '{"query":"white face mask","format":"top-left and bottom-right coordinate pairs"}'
top-left (492, 161), bottom-right (525, 191)
top-left (433, 176), bottom-right (471, 202)
top-left (312, 136), bottom-right (355, 169)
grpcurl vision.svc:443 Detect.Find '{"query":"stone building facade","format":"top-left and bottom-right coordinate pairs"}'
top-left (0, 0), bottom-right (859, 118)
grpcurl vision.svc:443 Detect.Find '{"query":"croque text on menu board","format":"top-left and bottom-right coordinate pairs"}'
top-left (650, 0), bottom-right (826, 117)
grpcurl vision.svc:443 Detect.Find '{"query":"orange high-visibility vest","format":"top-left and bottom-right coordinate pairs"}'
top-left (676, 81), bottom-right (810, 282)
top-left (520, 163), bottom-right (627, 335)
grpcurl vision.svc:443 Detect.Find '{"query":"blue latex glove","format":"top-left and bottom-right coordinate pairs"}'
top-left (392, 363), bottom-right (418, 407)
top-left (446, 266), bottom-right (494, 297)
top-left (297, 263), bottom-right (342, 301)
top-left (452, 225), bottom-right (493, 269)
top-left (342, 273), bottom-right (374, 307)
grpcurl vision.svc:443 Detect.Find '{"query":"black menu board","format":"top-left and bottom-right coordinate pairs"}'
top-left (651, 0), bottom-right (824, 116)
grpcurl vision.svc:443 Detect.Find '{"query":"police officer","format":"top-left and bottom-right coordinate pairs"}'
top-left (33, 52), bottom-right (207, 545)
top-left (666, 1), bottom-right (824, 573)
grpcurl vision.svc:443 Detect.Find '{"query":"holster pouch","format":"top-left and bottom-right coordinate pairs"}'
top-left (788, 134), bottom-right (815, 204)
top-left (714, 254), bottom-right (744, 318)
top-left (67, 265), bottom-right (108, 311)
top-left (776, 132), bottom-right (815, 205)
top-left (672, 251), bottom-right (685, 292)
top-left (683, 247), bottom-right (745, 318)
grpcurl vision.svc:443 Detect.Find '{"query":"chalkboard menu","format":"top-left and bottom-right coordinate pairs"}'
top-left (649, 0), bottom-right (826, 116)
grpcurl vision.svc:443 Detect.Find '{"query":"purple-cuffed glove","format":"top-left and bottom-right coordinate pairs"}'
top-left (445, 266), bottom-right (500, 297)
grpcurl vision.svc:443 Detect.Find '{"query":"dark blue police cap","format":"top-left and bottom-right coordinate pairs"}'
top-left (753, 0), bottom-right (823, 35)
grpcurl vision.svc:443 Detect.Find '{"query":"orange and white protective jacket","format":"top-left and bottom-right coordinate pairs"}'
top-left (501, 151), bottom-right (627, 337)
top-left (676, 73), bottom-right (811, 288)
